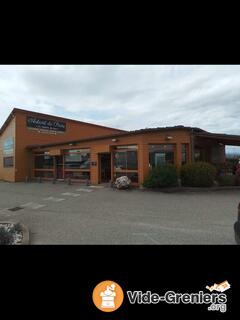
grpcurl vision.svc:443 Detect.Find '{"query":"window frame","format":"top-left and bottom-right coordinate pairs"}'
top-left (3, 156), bottom-right (14, 168)
top-left (149, 144), bottom-right (176, 167)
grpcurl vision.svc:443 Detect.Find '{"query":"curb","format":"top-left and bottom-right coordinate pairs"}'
top-left (0, 221), bottom-right (30, 245)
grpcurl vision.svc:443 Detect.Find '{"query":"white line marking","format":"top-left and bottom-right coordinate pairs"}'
top-left (75, 188), bottom-right (93, 193)
top-left (89, 185), bottom-right (104, 189)
top-left (61, 192), bottom-right (81, 197)
top-left (21, 202), bottom-right (34, 207)
top-left (21, 202), bottom-right (46, 210)
top-left (43, 197), bottom-right (65, 202)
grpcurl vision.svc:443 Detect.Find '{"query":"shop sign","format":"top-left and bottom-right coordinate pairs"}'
top-left (26, 116), bottom-right (66, 132)
top-left (49, 149), bottom-right (62, 156)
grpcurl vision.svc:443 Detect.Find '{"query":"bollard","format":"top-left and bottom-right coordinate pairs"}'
top-left (25, 176), bottom-right (29, 183)
top-left (86, 178), bottom-right (90, 186)
top-left (68, 177), bottom-right (72, 185)
top-left (52, 178), bottom-right (56, 184)
top-left (238, 202), bottom-right (240, 220)
top-left (38, 176), bottom-right (42, 183)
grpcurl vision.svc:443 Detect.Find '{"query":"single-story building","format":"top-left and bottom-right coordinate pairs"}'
top-left (1, 108), bottom-right (240, 186)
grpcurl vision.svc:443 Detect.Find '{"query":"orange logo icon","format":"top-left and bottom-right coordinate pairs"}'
top-left (92, 280), bottom-right (124, 312)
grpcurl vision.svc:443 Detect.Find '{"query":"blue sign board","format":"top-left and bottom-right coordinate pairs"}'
top-left (3, 137), bottom-right (14, 155)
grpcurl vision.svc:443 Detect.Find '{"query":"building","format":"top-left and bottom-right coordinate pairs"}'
top-left (1, 108), bottom-right (240, 185)
top-left (0, 108), bottom-right (125, 182)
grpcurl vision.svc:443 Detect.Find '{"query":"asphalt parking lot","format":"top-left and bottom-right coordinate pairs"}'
top-left (0, 181), bottom-right (238, 244)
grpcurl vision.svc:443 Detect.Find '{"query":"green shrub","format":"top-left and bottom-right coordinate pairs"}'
top-left (217, 175), bottom-right (236, 186)
top-left (143, 164), bottom-right (178, 188)
top-left (180, 162), bottom-right (217, 187)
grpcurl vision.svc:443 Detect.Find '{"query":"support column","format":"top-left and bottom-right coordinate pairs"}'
top-left (190, 134), bottom-right (195, 163)
top-left (176, 143), bottom-right (182, 168)
top-left (110, 149), bottom-right (114, 182)
top-left (90, 152), bottom-right (99, 185)
top-left (138, 143), bottom-right (150, 185)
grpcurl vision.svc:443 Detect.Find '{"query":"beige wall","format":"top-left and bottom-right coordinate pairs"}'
top-left (0, 116), bottom-right (16, 182)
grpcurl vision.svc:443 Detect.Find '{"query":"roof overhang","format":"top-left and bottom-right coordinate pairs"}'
top-left (194, 133), bottom-right (240, 146)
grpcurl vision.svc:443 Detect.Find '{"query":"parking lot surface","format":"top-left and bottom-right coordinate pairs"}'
top-left (0, 181), bottom-right (237, 244)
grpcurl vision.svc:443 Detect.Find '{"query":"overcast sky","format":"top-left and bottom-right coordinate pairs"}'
top-left (1, 65), bottom-right (240, 136)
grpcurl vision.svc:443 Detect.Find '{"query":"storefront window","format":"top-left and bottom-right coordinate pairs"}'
top-left (149, 144), bottom-right (175, 167)
top-left (114, 146), bottom-right (138, 170)
top-left (35, 155), bottom-right (54, 169)
top-left (113, 145), bottom-right (138, 183)
top-left (64, 149), bottom-right (90, 169)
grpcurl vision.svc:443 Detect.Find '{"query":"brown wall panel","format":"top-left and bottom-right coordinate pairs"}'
top-left (13, 111), bottom-right (123, 181)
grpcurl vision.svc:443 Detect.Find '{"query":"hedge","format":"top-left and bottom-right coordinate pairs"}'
top-left (143, 164), bottom-right (178, 188)
top-left (180, 162), bottom-right (217, 187)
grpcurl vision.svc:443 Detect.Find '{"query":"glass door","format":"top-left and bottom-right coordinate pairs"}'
top-left (100, 153), bottom-right (111, 183)
top-left (55, 155), bottom-right (64, 179)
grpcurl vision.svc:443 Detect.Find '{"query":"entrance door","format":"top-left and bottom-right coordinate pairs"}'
top-left (99, 153), bottom-right (111, 183)
top-left (55, 155), bottom-right (64, 179)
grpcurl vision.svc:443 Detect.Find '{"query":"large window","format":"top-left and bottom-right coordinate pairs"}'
top-left (34, 155), bottom-right (54, 169)
top-left (64, 149), bottom-right (91, 180)
top-left (3, 157), bottom-right (14, 167)
top-left (114, 145), bottom-right (138, 170)
top-left (113, 145), bottom-right (138, 183)
top-left (33, 152), bottom-right (54, 179)
top-left (149, 144), bottom-right (175, 167)
top-left (64, 149), bottom-right (90, 169)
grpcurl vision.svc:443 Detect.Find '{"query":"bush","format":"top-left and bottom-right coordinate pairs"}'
top-left (0, 226), bottom-right (14, 245)
top-left (143, 165), bottom-right (178, 188)
top-left (217, 175), bottom-right (236, 186)
top-left (180, 162), bottom-right (217, 187)
top-left (0, 223), bottom-right (23, 245)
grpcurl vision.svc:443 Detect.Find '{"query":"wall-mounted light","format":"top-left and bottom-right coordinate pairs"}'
top-left (165, 136), bottom-right (173, 140)
top-left (112, 138), bottom-right (118, 142)
top-left (218, 142), bottom-right (224, 146)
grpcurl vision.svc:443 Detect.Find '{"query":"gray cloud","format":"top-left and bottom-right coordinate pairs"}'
top-left (1, 65), bottom-right (240, 139)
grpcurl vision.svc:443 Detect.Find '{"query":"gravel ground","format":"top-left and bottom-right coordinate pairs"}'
top-left (0, 181), bottom-right (238, 244)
